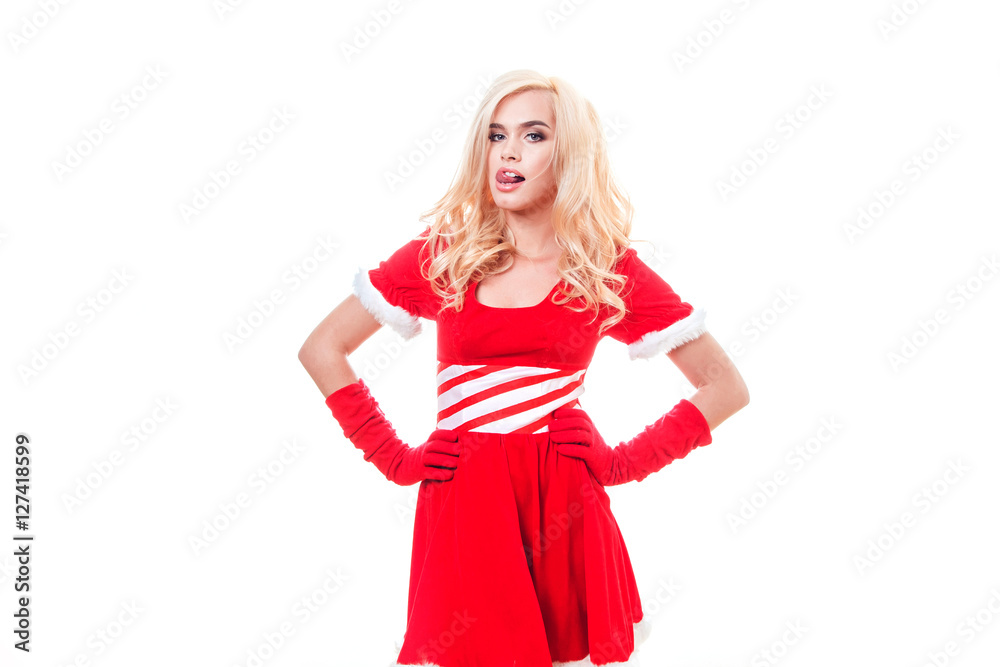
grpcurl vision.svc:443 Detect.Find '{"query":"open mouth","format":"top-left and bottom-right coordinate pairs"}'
top-left (497, 169), bottom-right (525, 184)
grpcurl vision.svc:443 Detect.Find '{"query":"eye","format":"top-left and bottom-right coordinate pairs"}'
top-left (488, 132), bottom-right (505, 142)
top-left (527, 132), bottom-right (545, 141)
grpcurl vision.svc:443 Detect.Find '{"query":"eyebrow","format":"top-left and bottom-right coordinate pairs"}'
top-left (488, 120), bottom-right (552, 131)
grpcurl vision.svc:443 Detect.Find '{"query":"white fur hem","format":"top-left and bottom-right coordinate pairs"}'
top-left (627, 308), bottom-right (707, 360)
top-left (352, 267), bottom-right (422, 340)
top-left (390, 616), bottom-right (652, 666)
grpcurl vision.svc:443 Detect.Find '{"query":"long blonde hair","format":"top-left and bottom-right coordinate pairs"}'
top-left (419, 69), bottom-right (634, 334)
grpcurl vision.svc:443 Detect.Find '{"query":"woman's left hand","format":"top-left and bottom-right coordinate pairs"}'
top-left (549, 407), bottom-right (616, 485)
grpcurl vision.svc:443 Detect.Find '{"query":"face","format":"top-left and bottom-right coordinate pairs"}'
top-left (486, 89), bottom-right (558, 217)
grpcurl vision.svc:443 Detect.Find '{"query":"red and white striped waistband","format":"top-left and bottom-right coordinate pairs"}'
top-left (436, 362), bottom-right (585, 434)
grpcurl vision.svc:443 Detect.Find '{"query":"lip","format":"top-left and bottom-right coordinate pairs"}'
top-left (497, 167), bottom-right (524, 180)
top-left (495, 167), bottom-right (525, 192)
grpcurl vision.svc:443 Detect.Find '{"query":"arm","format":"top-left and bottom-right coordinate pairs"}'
top-left (666, 332), bottom-right (750, 431)
top-left (298, 294), bottom-right (382, 398)
top-left (551, 332), bottom-right (748, 486)
top-left (298, 292), bottom-right (460, 486)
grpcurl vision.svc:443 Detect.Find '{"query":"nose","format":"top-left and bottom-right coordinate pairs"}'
top-left (501, 139), bottom-right (519, 161)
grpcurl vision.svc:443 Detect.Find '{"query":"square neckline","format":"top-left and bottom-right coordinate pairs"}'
top-left (471, 279), bottom-right (563, 310)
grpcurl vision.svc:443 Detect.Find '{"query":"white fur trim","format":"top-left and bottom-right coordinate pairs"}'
top-left (627, 308), bottom-right (707, 360)
top-left (389, 616), bottom-right (652, 666)
top-left (390, 632), bottom-right (441, 667)
top-left (352, 267), bottom-right (422, 340)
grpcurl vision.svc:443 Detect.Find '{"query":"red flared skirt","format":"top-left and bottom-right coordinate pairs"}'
top-left (393, 430), bottom-right (651, 666)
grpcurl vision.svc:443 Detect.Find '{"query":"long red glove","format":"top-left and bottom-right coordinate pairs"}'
top-left (325, 379), bottom-right (460, 486)
top-left (549, 400), bottom-right (712, 486)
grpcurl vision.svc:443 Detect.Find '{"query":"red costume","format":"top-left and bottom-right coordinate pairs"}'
top-left (350, 227), bottom-right (708, 666)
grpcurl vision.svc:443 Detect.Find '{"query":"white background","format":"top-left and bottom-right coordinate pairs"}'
top-left (3, 0), bottom-right (999, 665)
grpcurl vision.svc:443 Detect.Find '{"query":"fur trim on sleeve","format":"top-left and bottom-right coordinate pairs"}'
top-left (352, 267), bottom-right (422, 340)
top-left (627, 308), bottom-right (707, 360)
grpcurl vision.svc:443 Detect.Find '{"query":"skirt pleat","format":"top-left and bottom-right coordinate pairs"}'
top-left (394, 431), bottom-right (648, 667)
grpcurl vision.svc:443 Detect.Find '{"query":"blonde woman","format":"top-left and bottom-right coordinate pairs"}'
top-left (299, 70), bottom-right (749, 666)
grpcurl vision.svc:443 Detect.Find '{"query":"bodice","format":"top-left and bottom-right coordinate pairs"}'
top-left (436, 361), bottom-right (584, 433)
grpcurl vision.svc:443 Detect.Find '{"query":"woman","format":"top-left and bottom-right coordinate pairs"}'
top-left (298, 70), bottom-right (749, 666)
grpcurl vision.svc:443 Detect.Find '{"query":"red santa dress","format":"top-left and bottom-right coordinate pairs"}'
top-left (351, 227), bottom-right (707, 667)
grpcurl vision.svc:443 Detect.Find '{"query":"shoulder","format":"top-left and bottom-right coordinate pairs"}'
top-left (603, 243), bottom-right (708, 358)
top-left (611, 245), bottom-right (662, 295)
top-left (353, 225), bottom-right (443, 337)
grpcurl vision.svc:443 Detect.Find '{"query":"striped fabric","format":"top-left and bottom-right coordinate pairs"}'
top-left (436, 362), bottom-right (586, 434)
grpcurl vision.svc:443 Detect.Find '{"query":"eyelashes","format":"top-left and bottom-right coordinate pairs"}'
top-left (488, 132), bottom-right (546, 142)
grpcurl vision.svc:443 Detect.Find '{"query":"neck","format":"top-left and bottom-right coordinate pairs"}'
top-left (505, 216), bottom-right (557, 260)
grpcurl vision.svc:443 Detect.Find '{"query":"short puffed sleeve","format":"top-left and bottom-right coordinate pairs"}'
top-left (603, 247), bottom-right (708, 360)
top-left (352, 227), bottom-right (441, 340)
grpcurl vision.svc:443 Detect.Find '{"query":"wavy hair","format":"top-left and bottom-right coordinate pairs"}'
top-left (418, 69), bottom-right (634, 334)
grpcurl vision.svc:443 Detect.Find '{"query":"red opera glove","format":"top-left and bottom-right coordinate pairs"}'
top-left (549, 400), bottom-right (712, 486)
top-left (325, 379), bottom-right (460, 486)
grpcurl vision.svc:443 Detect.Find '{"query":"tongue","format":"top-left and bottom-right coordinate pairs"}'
top-left (498, 173), bottom-right (524, 183)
